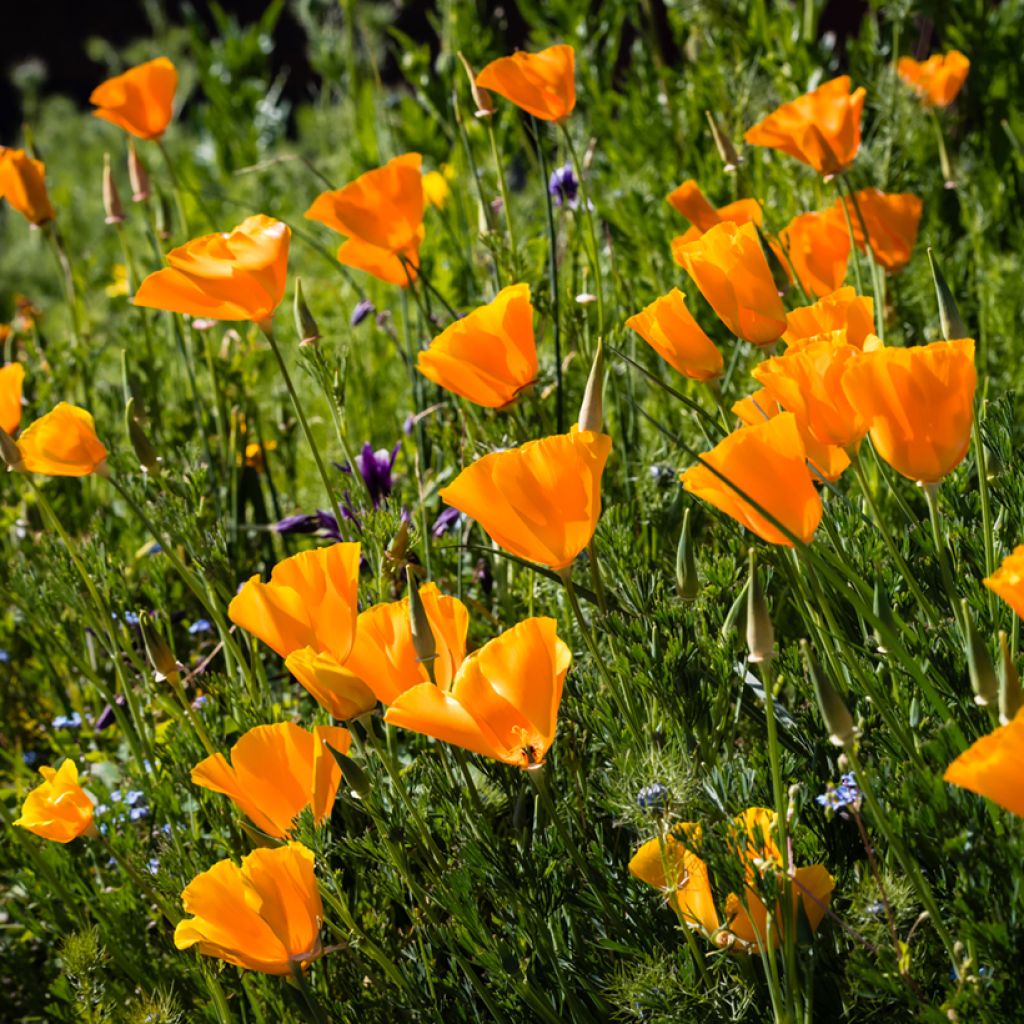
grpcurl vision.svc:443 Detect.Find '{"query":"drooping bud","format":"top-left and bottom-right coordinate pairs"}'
top-left (998, 630), bottom-right (1022, 724)
top-left (140, 615), bottom-right (180, 683)
top-left (675, 507), bottom-right (698, 601)
top-left (103, 153), bottom-right (125, 225)
top-left (746, 549), bottom-right (775, 663)
top-left (872, 581), bottom-right (895, 655)
top-left (293, 278), bottom-right (320, 348)
top-left (127, 140), bottom-right (151, 202)
top-left (577, 340), bottom-right (604, 433)
top-left (705, 110), bottom-right (741, 172)
top-left (324, 740), bottom-right (372, 799)
top-left (125, 397), bottom-right (161, 474)
top-left (801, 640), bottom-right (856, 748)
top-left (927, 249), bottom-right (968, 341)
top-left (0, 426), bottom-right (23, 470)
top-left (457, 51), bottom-right (496, 118)
top-left (406, 566), bottom-right (437, 681)
top-left (756, 224), bottom-right (791, 298)
top-left (962, 599), bottom-right (998, 706)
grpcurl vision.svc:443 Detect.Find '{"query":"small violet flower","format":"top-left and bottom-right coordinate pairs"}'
top-left (431, 506), bottom-right (462, 538)
top-left (636, 782), bottom-right (670, 813)
top-left (341, 442), bottom-right (400, 510)
top-left (548, 162), bottom-right (580, 209)
top-left (351, 298), bottom-right (375, 327)
top-left (816, 771), bottom-right (861, 813)
top-left (52, 712), bottom-right (83, 731)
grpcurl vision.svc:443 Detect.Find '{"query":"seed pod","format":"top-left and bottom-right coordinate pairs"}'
top-left (103, 153), bottom-right (125, 225)
top-left (577, 340), bottom-right (604, 433)
top-left (128, 140), bottom-right (151, 202)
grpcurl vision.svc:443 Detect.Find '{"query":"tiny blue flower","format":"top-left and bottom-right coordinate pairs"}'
top-left (147, 858), bottom-right (161, 875)
top-left (0, 649), bottom-right (10, 663)
top-left (52, 712), bottom-right (83, 730)
top-left (636, 782), bottom-right (670, 812)
top-left (129, 806), bottom-right (149, 822)
top-left (351, 298), bottom-right (375, 327)
top-left (188, 618), bottom-right (213, 636)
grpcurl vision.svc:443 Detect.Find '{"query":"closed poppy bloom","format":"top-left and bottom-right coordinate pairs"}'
top-left (898, 51), bottom-right (970, 108)
top-left (1, 362), bottom-right (25, 435)
top-left (773, 211), bottom-right (850, 299)
top-left (625, 288), bottom-right (723, 382)
top-left (943, 706), bottom-right (1024, 817)
top-left (0, 147), bottom-right (55, 226)
top-left (305, 153), bottom-right (424, 287)
top-left (134, 215), bottom-right (290, 324)
top-left (385, 616), bottom-right (570, 768)
top-left (228, 542), bottom-right (361, 662)
top-left (783, 286), bottom-right (874, 349)
top-left (14, 760), bottom-right (95, 843)
top-left (827, 189), bottom-right (922, 272)
top-left (745, 75), bottom-right (866, 177)
top-left (15, 403), bottom-right (108, 477)
top-left (475, 45), bottom-right (575, 122)
top-left (89, 57), bottom-right (177, 139)
top-left (666, 179), bottom-right (763, 244)
top-left (174, 842), bottom-right (324, 975)
top-left (682, 413), bottom-right (823, 545)
top-left (285, 648), bottom-right (378, 720)
top-left (673, 221), bottom-right (787, 346)
top-left (984, 547), bottom-right (1024, 622)
top-left (417, 284), bottom-right (538, 408)
top-left (841, 338), bottom-right (976, 484)
top-left (191, 723), bottom-right (351, 839)
top-left (439, 430), bottom-right (612, 571)
top-left (752, 337), bottom-right (868, 452)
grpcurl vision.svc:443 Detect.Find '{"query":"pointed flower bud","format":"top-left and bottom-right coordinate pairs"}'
top-left (140, 615), bottom-right (180, 683)
top-left (675, 507), bottom-right (698, 601)
top-left (746, 549), bottom-right (775, 663)
top-left (125, 397), bottom-right (161, 473)
top-left (0, 426), bottom-right (23, 470)
top-left (128, 140), bottom-right (151, 202)
top-left (577, 340), bottom-right (604, 433)
top-left (324, 739), bottom-right (372, 799)
top-left (103, 153), bottom-right (125, 225)
top-left (802, 640), bottom-right (856, 748)
top-left (998, 631), bottom-right (1022, 725)
top-left (457, 51), bottom-right (496, 118)
top-left (872, 581), bottom-right (895, 654)
top-left (962, 599), bottom-right (998, 706)
top-left (406, 566), bottom-right (437, 681)
top-left (927, 249), bottom-right (967, 340)
top-left (705, 110), bottom-right (741, 171)
top-left (293, 278), bottom-right (320, 348)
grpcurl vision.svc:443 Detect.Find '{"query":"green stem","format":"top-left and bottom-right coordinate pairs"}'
top-left (486, 118), bottom-right (519, 278)
top-left (923, 482), bottom-right (964, 635)
top-left (972, 407), bottom-right (996, 616)
top-left (154, 139), bottom-right (192, 236)
top-left (833, 178), bottom-right (864, 294)
top-left (929, 107), bottom-right (956, 188)
top-left (287, 961), bottom-right (329, 1024)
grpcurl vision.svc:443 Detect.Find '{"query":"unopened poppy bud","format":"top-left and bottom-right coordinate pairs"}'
top-left (873, 581), bottom-right (895, 654)
top-left (746, 549), bottom-right (774, 663)
top-left (802, 640), bottom-right (856, 747)
top-left (675, 507), bottom-right (698, 601)
top-left (102, 153), bottom-right (125, 225)
top-left (0, 426), bottom-right (22, 470)
top-left (577, 340), bottom-right (604, 433)
top-left (325, 741), bottom-right (372, 799)
top-left (927, 249), bottom-right (967, 340)
top-left (387, 519), bottom-right (410, 565)
top-left (293, 278), bottom-right (320, 348)
top-left (141, 615), bottom-right (180, 683)
top-left (125, 397), bottom-right (161, 473)
top-left (962, 599), bottom-right (997, 706)
top-left (705, 110), bottom-right (741, 172)
top-left (998, 630), bottom-right (1021, 724)
top-left (755, 224), bottom-right (791, 298)
top-left (406, 566), bottom-right (437, 680)
top-left (127, 140), bottom-right (151, 202)
top-left (457, 51), bottom-right (495, 118)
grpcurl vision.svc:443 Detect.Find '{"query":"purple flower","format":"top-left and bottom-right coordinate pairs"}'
top-left (52, 712), bottom-right (83, 731)
top-left (351, 298), bottom-right (375, 327)
top-left (816, 771), bottom-right (861, 813)
top-left (188, 618), bottom-right (213, 636)
top-left (274, 510), bottom-right (344, 542)
top-left (549, 162), bottom-right (579, 209)
top-left (341, 442), bottom-right (400, 510)
top-left (431, 506), bottom-right (462, 538)
top-left (94, 695), bottom-right (126, 732)
top-left (636, 782), bottom-right (669, 812)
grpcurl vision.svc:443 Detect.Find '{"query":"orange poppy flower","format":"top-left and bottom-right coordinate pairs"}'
top-left (13, 760), bottom-right (96, 843)
top-left (285, 648), bottom-right (378, 721)
top-left (1, 362), bottom-right (25, 435)
top-left (773, 210), bottom-right (850, 299)
top-left (385, 616), bottom-right (570, 768)
top-left (783, 286), bottom-right (875, 349)
top-left (666, 179), bottom-right (763, 245)
top-left (682, 412), bottom-right (823, 545)
top-left (944, 706), bottom-right (1024, 817)
top-left (439, 430), bottom-right (612, 571)
top-left (745, 75), bottom-right (866, 177)
top-left (898, 51), bottom-right (970, 108)
top-left (475, 45), bottom-right (575, 122)
top-left (191, 723), bottom-right (351, 839)
top-left (673, 221), bottom-right (787, 346)
top-left (984, 547), bottom-right (1024, 622)
top-left (228, 542), bottom-right (361, 662)
top-left (15, 403), bottom-right (108, 477)
top-left (89, 57), bottom-right (178, 139)
top-left (827, 189), bottom-right (922, 273)
top-left (625, 288), bottom-right (724, 382)
top-left (733, 387), bottom-right (850, 483)
top-left (0, 147), bottom-right (55, 226)
top-left (841, 338), bottom-right (976, 483)
top-left (417, 284), bottom-right (538, 408)
top-left (304, 153), bottom-right (424, 286)
top-left (174, 842), bottom-right (324, 975)
top-left (752, 336), bottom-right (868, 452)
top-left (134, 215), bottom-right (291, 324)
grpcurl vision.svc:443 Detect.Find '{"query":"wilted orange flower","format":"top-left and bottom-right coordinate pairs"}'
top-left (439, 430), bottom-right (611, 571)
top-left (826, 189), bottom-right (922, 272)
top-left (944, 706), bottom-right (1024, 817)
top-left (285, 648), bottom-right (378, 721)
top-left (89, 57), bottom-right (178, 139)
top-left (783, 286), bottom-right (875, 349)
top-left (134, 215), bottom-right (290, 324)
top-left (1, 362), bottom-right (25, 435)
top-left (752, 337), bottom-right (868, 452)
top-left (0, 147), bottom-right (55, 226)
top-left (192, 723), bottom-right (351, 839)
top-left (682, 413), bottom-right (823, 545)
top-left (305, 153), bottom-right (424, 287)
top-left (14, 760), bottom-right (95, 843)
top-left (673, 221), bottom-right (787, 346)
top-left (898, 51), bottom-right (970, 108)
top-left (174, 842), bottom-right (324, 974)
top-left (228, 543), bottom-right (361, 662)
top-left (417, 284), bottom-right (538, 408)
top-left (15, 403), bottom-right (108, 477)
top-left (385, 616), bottom-right (570, 768)
top-left (475, 45), bottom-right (575, 122)
top-left (984, 547), bottom-right (1024, 622)
top-left (666, 179), bottom-right (763, 245)
top-left (625, 288), bottom-right (723, 382)
top-left (745, 75), bottom-right (866, 177)
top-left (773, 210), bottom-right (850, 299)
top-left (733, 387), bottom-right (850, 483)
top-left (841, 338), bottom-right (976, 484)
